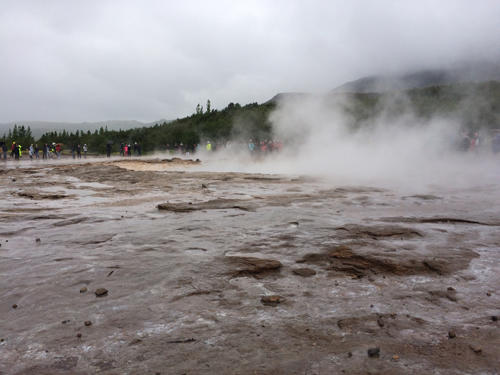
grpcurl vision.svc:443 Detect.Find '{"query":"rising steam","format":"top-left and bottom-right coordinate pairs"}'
top-left (196, 92), bottom-right (500, 192)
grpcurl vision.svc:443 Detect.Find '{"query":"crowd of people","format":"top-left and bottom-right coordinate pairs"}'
top-left (458, 130), bottom-right (500, 153)
top-left (0, 141), bottom-right (89, 160)
top-left (163, 139), bottom-right (284, 155)
top-left (2, 131), bottom-right (500, 161)
top-left (119, 142), bottom-right (142, 157)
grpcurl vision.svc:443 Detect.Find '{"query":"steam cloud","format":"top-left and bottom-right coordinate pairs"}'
top-left (197, 93), bottom-right (500, 192)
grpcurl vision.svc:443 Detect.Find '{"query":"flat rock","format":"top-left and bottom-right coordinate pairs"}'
top-left (261, 295), bottom-right (285, 306)
top-left (292, 268), bottom-right (316, 277)
top-left (226, 256), bottom-right (282, 277)
top-left (158, 198), bottom-right (253, 212)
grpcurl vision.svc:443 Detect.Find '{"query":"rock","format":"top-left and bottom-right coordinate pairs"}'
top-left (80, 287), bottom-right (87, 293)
top-left (76, 333), bottom-right (82, 338)
top-left (292, 268), bottom-right (316, 277)
top-left (469, 344), bottom-right (482, 354)
top-left (129, 338), bottom-right (143, 346)
top-left (95, 288), bottom-right (108, 297)
top-left (448, 330), bottom-right (456, 339)
top-left (61, 320), bottom-right (70, 324)
top-left (35, 238), bottom-right (41, 243)
top-left (377, 316), bottom-right (385, 328)
top-left (486, 292), bottom-right (491, 296)
top-left (12, 304), bottom-right (17, 309)
top-left (367, 347), bottom-right (380, 358)
top-left (261, 295), bottom-right (285, 306)
top-left (201, 184), bottom-right (208, 189)
top-left (84, 320), bottom-right (92, 326)
top-left (227, 256), bottom-right (282, 278)
top-left (347, 352), bottom-right (352, 358)
top-left (158, 198), bottom-right (253, 212)
top-left (392, 354), bottom-right (399, 361)
top-left (491, 316), bottom-right (498, 322)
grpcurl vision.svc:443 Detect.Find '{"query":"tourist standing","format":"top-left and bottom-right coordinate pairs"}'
top-left (1, 142), bottom-right (7, 160)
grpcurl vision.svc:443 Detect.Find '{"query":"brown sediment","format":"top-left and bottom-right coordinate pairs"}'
top-left (297, 244), bottom-right (478, 277)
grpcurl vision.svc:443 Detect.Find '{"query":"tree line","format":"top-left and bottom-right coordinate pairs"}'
top-left (1, 101), bottom-right (275, 154)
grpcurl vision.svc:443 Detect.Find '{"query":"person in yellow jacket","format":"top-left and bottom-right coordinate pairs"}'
top-left (206, 141), bottom-right (212, 152)
top-left (18, 144), bottom-right (22, 158)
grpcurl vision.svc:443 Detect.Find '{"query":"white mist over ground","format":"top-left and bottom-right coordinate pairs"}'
top-left (195, 95), bottom-right (500, 192)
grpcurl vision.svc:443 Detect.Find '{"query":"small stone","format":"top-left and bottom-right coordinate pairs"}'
top-left (260, 295), bottom-right (284, 306)
top-left (84, 320), bottom-right (92, 327)
top-left (80, 287), bottom-right (87, 293)
top-left (377, 316), bottom-right (384, 328)
top-left (0, 338), bottom-right (4, 342)
top-left (12, 304), bottom-right (17, 309)
top-left (347, 352), bottom-right (352, 358)
top-left (392, 354), bottom-right (399, 361)
top-left (76, 333), bottom-right (82, 338)
top-left (448, 330), bottom-right (456, 339)
top-left (469, 344), bottom-right (482, 354)
top-left (35, 238), bottom-right (41, 243)
top-left (62, 320), bottom-right (70, 324)
top-left (201, 184), bottom-right (208, 189)
top-left (491, 316), bottom-right (498, 322)
top-left (95, 288), bottom-right (108, 297)
top-left (367, 347), bottom-right (380, 358)
top-left (447, 287), bottom-right (455, 292)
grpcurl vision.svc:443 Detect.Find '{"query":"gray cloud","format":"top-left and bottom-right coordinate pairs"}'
top-left (1, 0), bottom-right (499, 122)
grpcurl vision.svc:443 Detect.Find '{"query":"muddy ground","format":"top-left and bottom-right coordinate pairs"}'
top-left (0, 157), bottom-right (499, 374)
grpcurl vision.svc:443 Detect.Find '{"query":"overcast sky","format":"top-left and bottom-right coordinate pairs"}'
top-left (1, 0), bottom-right (499, 122)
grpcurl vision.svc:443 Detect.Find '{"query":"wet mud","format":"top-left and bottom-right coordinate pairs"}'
top-left (0, 158), bottom-right (499, 374)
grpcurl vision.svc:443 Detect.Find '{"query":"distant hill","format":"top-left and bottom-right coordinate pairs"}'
top-left (333, 61), bottom-right (500, 93)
